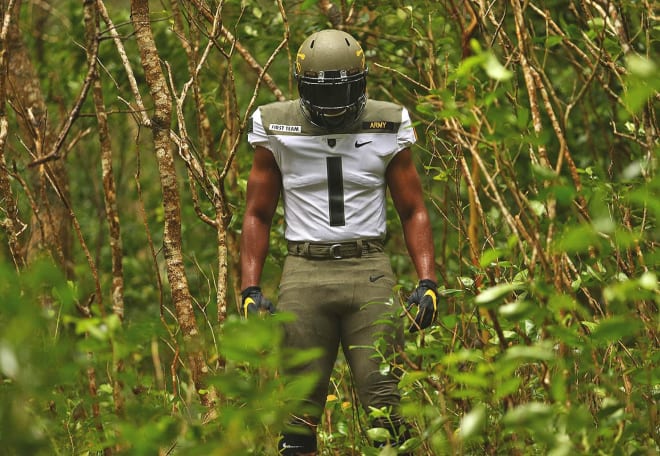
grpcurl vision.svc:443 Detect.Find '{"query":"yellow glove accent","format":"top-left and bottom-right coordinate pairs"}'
top-left (243, 297), bottom-right (255, 318)
top-left (423, 289), bottom-right (437, 311)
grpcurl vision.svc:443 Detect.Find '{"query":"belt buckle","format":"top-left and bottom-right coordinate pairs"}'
top-left (329, 243), bottom-right (343, 259)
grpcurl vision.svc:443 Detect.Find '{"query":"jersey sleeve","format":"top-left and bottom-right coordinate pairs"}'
top-left (397, 107), bottom-right (417, 151)
top-left (247, 108), bottom-right (270, 149)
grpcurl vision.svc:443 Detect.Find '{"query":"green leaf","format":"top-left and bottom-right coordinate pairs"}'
top-left (545, 35), bottom-right (563, 48)
top-left (479, 248), bottom-right (505, 268)
top-left (554, 224), bottom-right (599, 254)
top-left (300, 0), bottom-right (317, 10)
top-left (531, 163), bottom-right (558, 180)
top-left (548, 293), bottom-right (580, 315)
top-left (484, 53), bottom-right (513, 81)
top-left (475, 282), bottom-right (525, 306)
top-left (504, 342), bottom-right (555, 362)
top-left (627, 54), bottom-right (656, 78)
top-left (458, 276), bottom-right (475, 288)
top-left (455, 53), bottom-right (486, 79)
top-left (639, 272), bottom-right (658, 290)
top-left (0, 344), bottom-right (18, 378)
top-left (442, 349), bottom-right (484, 366)
top-left (589, 316), bottom-right (642, 345)
top-left (498, 300), bottom-right (533, 319)
top-left (622, 55), bottom-right (660, 115)
top-left (452, 371), bottom-right (490, 388)
top-left (503, 402), bottom-right (554, 427)
top-left (550, 370), bottom-right (567, 403)
top-left (367, 427), bottom-right (393, 443)
top-left (494, 376), bottom-right (522, 401)
top-left (458, 404), bottom-right (486, 440)
top-left (398, 370), bottom-right (428, 389)
top-left (587, 18), bottom-right (605, 31)
top-left (398, 436), bottom-right (422, 452)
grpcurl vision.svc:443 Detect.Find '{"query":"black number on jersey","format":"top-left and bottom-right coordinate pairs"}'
top-left (326, 157), bottom-right (345, 226)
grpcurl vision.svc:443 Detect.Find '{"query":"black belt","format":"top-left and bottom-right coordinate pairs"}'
top-left (287, 239), bottom-right (384, 259)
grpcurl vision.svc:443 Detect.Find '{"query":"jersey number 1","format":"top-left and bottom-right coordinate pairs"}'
top-left (326, 157), bottom-right (345, 226)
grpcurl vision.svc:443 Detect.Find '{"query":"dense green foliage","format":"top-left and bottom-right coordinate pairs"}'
top-left (0, 0), bottom-right (657, 455)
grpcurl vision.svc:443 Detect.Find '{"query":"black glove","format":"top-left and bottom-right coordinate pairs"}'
top-left (406, 279), bottom-right (439, 333)
top-left (241, 286), bottom-right (275, 318)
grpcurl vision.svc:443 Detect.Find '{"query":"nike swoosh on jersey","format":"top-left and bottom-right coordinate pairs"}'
top-left (369, 274), bottom-right (385, 282)
top-left (355, 140), bottom-right (372, 148)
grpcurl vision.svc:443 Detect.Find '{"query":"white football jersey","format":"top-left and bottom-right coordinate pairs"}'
top-left (248, 99), bottom-right (416, 242)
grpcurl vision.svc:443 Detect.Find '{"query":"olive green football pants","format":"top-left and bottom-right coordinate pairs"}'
top-left (277, 251), bottom-right (404, 422)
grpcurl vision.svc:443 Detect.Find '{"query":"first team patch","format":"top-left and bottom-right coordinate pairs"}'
top-left (269, 123), bottom-right (302, 133)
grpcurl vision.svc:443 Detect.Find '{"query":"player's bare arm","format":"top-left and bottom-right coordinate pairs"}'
top-left (386, 147), bottom-right (437, 283)
top-left (240, 146), bottom-right (281, 289)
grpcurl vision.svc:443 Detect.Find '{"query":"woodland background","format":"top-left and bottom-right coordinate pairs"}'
top-left (0, 0), bottom-right (657, 455)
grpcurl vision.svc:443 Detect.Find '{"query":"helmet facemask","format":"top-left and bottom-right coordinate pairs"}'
top-left (295, 30), bottom-right (368, 130)
top-left (298, 69), bottom-right (367, 129)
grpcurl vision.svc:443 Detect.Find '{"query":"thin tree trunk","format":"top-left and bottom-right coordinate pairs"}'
top-left (86, 0), bottom-right (124, 321)
top-left (85, 0), bottom-right (125, 422)
top-left (7, 0), bottom-right (72, 275)
top-left (0, 0), bottom-right (24, 269)
top-left (130, 0), bottom-right (212, 405)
